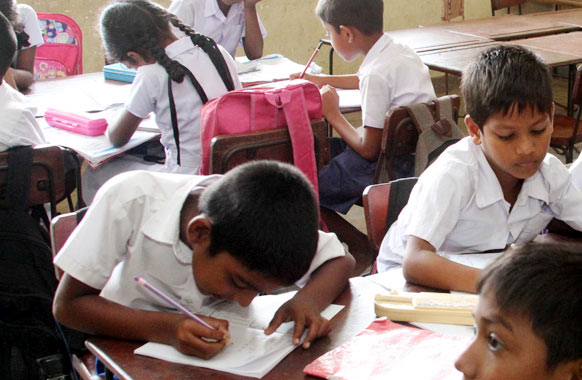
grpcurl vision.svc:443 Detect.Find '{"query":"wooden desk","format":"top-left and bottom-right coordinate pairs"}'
top-left (80, 276), bottom-right (387, 380)
top-left (431, 10), bottom-right (581, 40)
top-left (386, 28), bottom-right (492, 53)
top-left (419, 41), bottom-right (580, 76)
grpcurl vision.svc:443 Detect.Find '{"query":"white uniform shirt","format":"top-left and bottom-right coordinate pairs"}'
top-left (17, 4), bottom-right (44, 49)
top-left (126, 37), bottom-right (241, 172)
top-left (377, 137), bottom-right (582, 272)
top-left (357, 33), bottom-right (435, 129)
top-left (54, 170), bottom-right (346, 312)
top-left (0, 81), bottom-right (45, 151)
top-left (568, 154), bottom-right (582, 189)
top-left (169, 0), bottom-right (267, 57)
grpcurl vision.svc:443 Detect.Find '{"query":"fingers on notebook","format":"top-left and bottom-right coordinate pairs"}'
top-left (295, 316), bottom-right (332, 349)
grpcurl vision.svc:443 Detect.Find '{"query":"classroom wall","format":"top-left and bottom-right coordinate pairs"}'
top-left (23, 0), bottom-right (552, 75)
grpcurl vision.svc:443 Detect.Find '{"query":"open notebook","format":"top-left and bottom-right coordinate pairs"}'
top-left (134, 291), bottom-right (344, 378)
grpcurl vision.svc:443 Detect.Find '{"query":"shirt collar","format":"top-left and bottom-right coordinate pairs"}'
top-left (141, 175), bottom-right (222, 264)
top-left (473, 143), bottom-right (548, 208)
top-left (204, 0), bottom-right (243, 20)
top-left (359, 33), bottom-right (392, 72)
top-left (165, 36), bottom-right (196, 60)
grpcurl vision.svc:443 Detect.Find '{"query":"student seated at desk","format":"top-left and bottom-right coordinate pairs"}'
top-left (53, 161), bottom-right (355, 359)
top-left (455, 242), bottom-right (582, 380)
top-left (295, 0), bottom-right (435, 215)
top-left (0, 12), bottom-right (45, 151)
top-left (82, 0), bottom-right (242, 204)
top-left (377, 45), bottom-right (582, 293)
top-left (0, 0), bottom-right (43, 91)
top-left (168, 0), bottom-right (266, 60)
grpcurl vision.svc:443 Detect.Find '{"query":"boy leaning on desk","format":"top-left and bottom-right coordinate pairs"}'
top-left (377, 45), bottom-right (582, 293)
top-left (52, 161), bottom-right (354, 359)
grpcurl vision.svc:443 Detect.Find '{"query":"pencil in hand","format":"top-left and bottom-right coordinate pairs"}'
top-left (299, 40), bottom-right (324, 79)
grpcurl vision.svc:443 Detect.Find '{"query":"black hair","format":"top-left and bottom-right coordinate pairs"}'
top-left (100, 0), bottom-right (230, 84)
top-left (478, 243), bottom-right (582, 370)
top-left (461, 45), bottom-right (553, 129)
top-left (198, 161), bottom-right (320, 285)
top-left (316, 0), bottom-right (383, 35)
top-left (0, 0), bottom-right (30, 50)
top-left (0, 12), bottom-right (16, 76)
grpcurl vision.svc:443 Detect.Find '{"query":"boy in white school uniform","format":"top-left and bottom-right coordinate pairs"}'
top-left (298, 0), bottom-right (435, 215)
top-left (168, 0), bottom-right (266, 59)
top-left (0, 12), bottom-right (45, 151)
top-left (376, 45), bottom-right (582, 293)
top-left (54, 161), bottom-right (355, 359)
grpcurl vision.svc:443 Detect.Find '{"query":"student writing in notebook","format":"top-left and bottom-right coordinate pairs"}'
top-left (53, 161), bottom-right (355, 359)
top-left (0, 0), bottom-right (42, 91)
top-left (293, 0), bottom-right (435, 216)
top-left (377, 45), bottom-right (582, 292)
top-left (82, 0), bottom-right (242, 204)
top-left (168, 0), bottom-right (266, 59)
top-left (0, 12), bottom-right (45, 151)
top-left (455, 242), bottom-right (582, 380)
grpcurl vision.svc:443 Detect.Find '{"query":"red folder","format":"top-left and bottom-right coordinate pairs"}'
top-left (304, 318), bottom-right (471, 380)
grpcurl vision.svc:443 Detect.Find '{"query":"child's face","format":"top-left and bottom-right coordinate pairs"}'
top-left (192, 249), bottom-right (282, 307)
top-left (466, 104), bottom-right (553, 184)
top-left (455, 289), bottom-right (568, 380)
top-left (321, 21), bottom-right (359, 62)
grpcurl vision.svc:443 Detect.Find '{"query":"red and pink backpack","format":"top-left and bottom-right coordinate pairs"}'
top-left (34, 13), bottom-right (83, 80)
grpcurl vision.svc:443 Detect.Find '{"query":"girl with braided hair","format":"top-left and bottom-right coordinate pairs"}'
top-left (0, 0), bottom-right (43, 90)
top-left (82, 0), bottom-right (241, 204)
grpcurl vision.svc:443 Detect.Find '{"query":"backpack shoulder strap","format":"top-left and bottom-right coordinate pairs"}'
top-left (404, 102), bottom-right (436, 134)
top-left (2, 146), bottom-right (33, 211)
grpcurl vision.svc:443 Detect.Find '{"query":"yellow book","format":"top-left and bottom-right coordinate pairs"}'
top-left (374, 291), bottom-right (478, 326)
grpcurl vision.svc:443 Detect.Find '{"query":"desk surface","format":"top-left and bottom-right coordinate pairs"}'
top-left (419, 39), bottom-right (582, 75)
top-left (426, 9), bottom-right (582, 40)
top-left (83, 276), bottom-right (389, 380)
top-left (386, 28), bottom-right (492, 53)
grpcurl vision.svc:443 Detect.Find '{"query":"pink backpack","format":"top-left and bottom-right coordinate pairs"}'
top-left (34, 13), bottom-right (83, 80)
top-left (200, 80), bottom-right (323, 194)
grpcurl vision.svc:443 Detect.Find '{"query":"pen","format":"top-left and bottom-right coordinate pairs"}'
top-left (299, 41), bottom-right (324, 79)
top-left (134, 276), bottom-right (215, 330)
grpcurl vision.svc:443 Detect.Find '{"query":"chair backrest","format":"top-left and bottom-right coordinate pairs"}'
top-left (209, 119), bottom-right (330, 174)
top-left (442, 0), bottom-right (464, 22)
top-left (50, 207), bottom-right (87, 279)
top-left (34, 12), bottom-right (83, 80)
top-left (491, 0), bottom-right (525, 15)
top-left (374, 95), bottom-right (461, 184)
top-left (363, 177), bottom-right (418, 251)
top-left (0, 144), bottom-right (84, 216)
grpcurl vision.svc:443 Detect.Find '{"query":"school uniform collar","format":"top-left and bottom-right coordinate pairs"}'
top-left (165, 36), bottom-right (196, 59)
top-left (472, 142), bottom-right (548, 208)
top-left (141, 175), bottom-right (222, 264)
top-left (359, 33), bottom-right (393, 72)
top-left (204, 0), bottom-right (243, 21)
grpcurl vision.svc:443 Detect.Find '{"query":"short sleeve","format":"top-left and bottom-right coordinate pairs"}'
top-left (403, 166), bottom-right (471, 250)
top-left (294, 231), bottom-right (346, 288)
top-left (125, 66), bottom-right (159, 119)
top-left (17, 4), bottom-right (44, 48)
top-left (53, 178), bottom-right (134, 290)
top-left (169, 0), bottom-right (197, 26)
top-left (360, 72), bottom-right (391, 129)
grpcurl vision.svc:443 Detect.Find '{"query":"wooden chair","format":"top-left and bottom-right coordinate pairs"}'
top-left (209, 119), bottom-right (330, 174)
top-left (374, 95), bottom-right (461, 184)
top-left (442, 0), bottom-right (464, 22)
top-left (551, 65), bottom-right (582, 164)
top-left (363, 178), bottom-right (418, 252)
top-left (491, 0), bottom-right (525, 15)
top-left (0, 144), bottom-right (85, 217)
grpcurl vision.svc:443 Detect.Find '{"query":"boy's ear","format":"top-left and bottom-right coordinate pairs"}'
top-left (465, 115), bottom-right (482, 145)
top-left (552, 358), bottom-right (582, 380)
top-left (187, 214), bottom-right (212, 250)
top-left (338, 25), bottom-right (355, 44)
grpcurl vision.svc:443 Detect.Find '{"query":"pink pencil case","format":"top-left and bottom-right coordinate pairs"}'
top-left (44, 108), bottom-right (108, 136)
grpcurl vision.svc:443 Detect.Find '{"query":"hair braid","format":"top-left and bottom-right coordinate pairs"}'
top-left (136, 32), bottom-right (186, 83)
